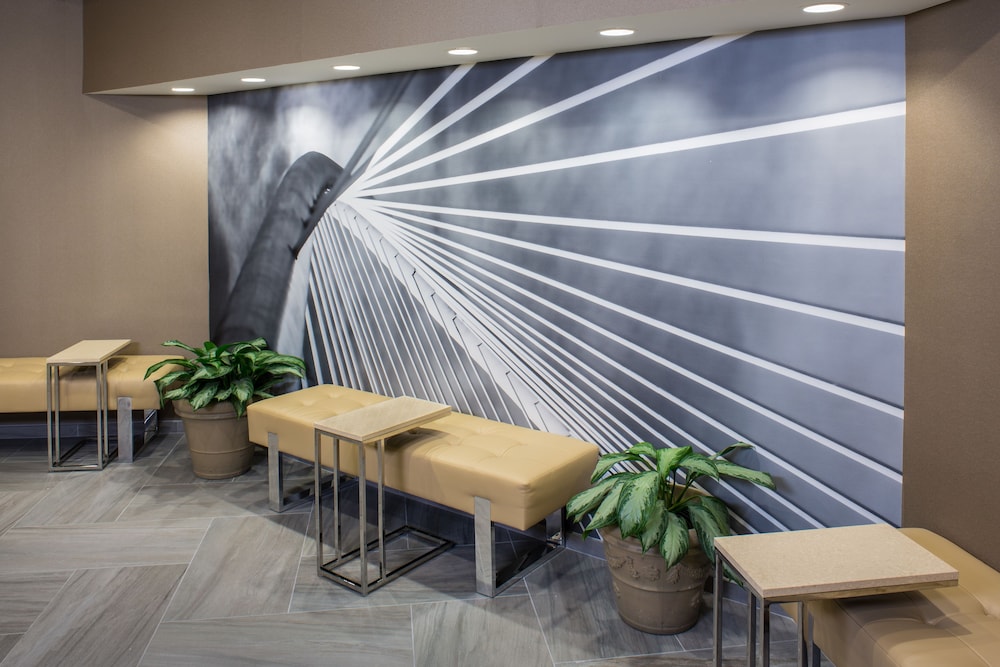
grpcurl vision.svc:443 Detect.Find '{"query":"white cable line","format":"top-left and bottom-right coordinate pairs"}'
top-left (365, 58), bottom-right (548, 178)
top-left (347, 34), bottom-right (746, 195)
top-left (365, 201), bottom-right (905, 252)
top-left (354, 102), bottom-right (905, 198)
top-left (367, 64), bottom-right (474, 170)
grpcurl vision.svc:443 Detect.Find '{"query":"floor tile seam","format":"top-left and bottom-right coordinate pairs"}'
top-left (524, 569), bottom-right (559, 667)
top-left (155, 600), bottom-right (420, 624)
top-left (158, 514), bottom-right (215, 623)
top-left (0, 559), bottom-right (195, 577)
top-left (2, 516), bottom-right (215, 531)
top-left (408, 603), bottom-right (418, 667)
top-left (0, 567), bottom-right (79, 653)
top-left (135, 561), bottom-right (192, 667)
top-left (4, 487), bottom-right (55, 535)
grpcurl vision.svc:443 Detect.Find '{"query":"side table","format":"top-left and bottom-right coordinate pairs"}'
top-left (712, 523), bottom-right (959, 667)
top-left (47, 339), bottom-right (132, 471)
top-left (314, 396), bottom-right (453, 595)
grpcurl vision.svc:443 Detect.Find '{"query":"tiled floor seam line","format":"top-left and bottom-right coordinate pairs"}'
top-left (523, 564), bottom-right (559, 667)
top-left (154, 515), bottom-right (214, 625)
top-left (133, 563), bottom-right (192, 667)
top-left (6, 485), bottom-right (60, 534)
top-left (409, 602), bottom-right (418, 667)
top-left (288, 513), bottom-right (310, 614)
top-left (5, 567), bottom-right (80, 655)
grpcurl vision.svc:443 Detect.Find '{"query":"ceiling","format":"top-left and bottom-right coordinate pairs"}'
top-left (107, 0), bottom-right (952, 96)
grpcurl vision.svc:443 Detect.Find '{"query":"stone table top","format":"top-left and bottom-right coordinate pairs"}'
top-left (714, 523), bottom-right (959, 601)
top-left (47, 339), bottom-right (132, 365)
top-left (314, 396), bottom-right (451, 444)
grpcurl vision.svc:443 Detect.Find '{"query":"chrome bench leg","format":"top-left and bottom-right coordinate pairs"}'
top-left (268, 432), bottom-right (286, 512)
top-left (117, 397), bottom-right (134, 462)
top-left (474, 496), bottom-right (566, 597)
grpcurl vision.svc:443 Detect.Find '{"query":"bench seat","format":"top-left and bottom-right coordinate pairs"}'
top-left (799, 528), bottom-right (1000, 667)
top-left (247, 384), bottom-right (600, 594)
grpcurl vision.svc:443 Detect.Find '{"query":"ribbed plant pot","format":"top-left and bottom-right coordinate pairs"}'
top-left (173, 399), bottom-right (253, 479)
top-left (601, 526), bottom-right (713, 634)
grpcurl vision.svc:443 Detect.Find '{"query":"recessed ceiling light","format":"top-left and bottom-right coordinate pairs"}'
top-left (802, 3), bottom-right (847, 12)
top-left (332, 64), bottom-right (360, 71)
top-left (171, 87), bottom-right (195, 93)
top-left (240, 77), bottom-right (266, 83)
top-left (447, 47), bottom-right (478, 56)
top-left (600, 28), bottom-right (635, 37)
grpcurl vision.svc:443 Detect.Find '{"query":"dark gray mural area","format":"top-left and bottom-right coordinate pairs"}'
top-left (208, 19), bottom-right (906, 534)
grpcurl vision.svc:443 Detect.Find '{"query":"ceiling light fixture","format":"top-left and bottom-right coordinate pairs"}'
top-left (599, 28), bottom-right (635, 37)
top-left (241, 77), bottom-right (266, 83)
top-left (171, 87), bottom-right (195, 93)
top-left (447, 47), bottom-right (478, 56)
top-left (802, 3), bottom-right (847, 12)
top-left (332, 64), bottom-right (360, 71)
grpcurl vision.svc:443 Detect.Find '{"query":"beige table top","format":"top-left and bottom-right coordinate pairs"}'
top-left (314, 396), bottom-right (451, 444)
top-left (47, 339), bottom-right (132, 365)
top-left (714, 523), bottom-right (959, 602)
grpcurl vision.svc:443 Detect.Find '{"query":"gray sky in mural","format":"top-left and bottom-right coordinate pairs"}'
top-left (208, 19), bottom-right (906, 534)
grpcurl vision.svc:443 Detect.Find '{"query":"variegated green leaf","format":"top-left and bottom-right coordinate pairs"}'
top-left (688, 503), bottom-right (728, 563)
top-left (584, 479), bottom-right (628, 534)
top-left (696, 495), bottom-right (730, 533)
top-left (659, 511), bottom-right (690, 571)
top-left (590, 452), bottom-right (638, 483)
top-left (714, 460), bottom-right (776, 490)
top-left (617, 471), bottom-right (660, 537)
top-left (566, 476), bottom-right (618, 523)
top-left (628, 441), bottom-right (657, 466)
top-left (656, 446), bottom-right (691, 479)
top-left (638, 502), bottom-right (666, 552)
top-left (680, 452), bottom-right (719, 481)
top-left (713, 441), bottom-right (753, 459)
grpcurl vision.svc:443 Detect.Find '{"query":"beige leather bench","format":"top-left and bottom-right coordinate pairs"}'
top-left (247, 384), bottom-right (600, 596)
top-left (797, 528), bottom-right (1000, 667)
top-left (0, 355), bottom-right (177, 461)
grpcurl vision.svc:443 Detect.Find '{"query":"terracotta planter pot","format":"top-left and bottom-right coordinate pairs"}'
top-left (601, 526), bottom-right (713, 634)
top-left (173, 399), bottom-right (253, 479)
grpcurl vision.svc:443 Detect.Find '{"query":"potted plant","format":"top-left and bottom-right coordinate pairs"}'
top-left (144, 338), bottom-right (306, 479)
top-left (566, 441), bottom-right (775, 634)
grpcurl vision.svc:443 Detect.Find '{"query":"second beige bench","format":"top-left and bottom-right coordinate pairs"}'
top-left (247, 384), bottom-right (599, 596)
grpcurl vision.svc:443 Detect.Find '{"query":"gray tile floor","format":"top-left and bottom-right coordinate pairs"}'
top-left (0, 432), bottom-right (825, 667)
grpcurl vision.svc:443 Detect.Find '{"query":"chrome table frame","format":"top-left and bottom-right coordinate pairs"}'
top-left (313, 396), bottom-right (453, 595)
top-left (46, 339), bottom-right (131, 471)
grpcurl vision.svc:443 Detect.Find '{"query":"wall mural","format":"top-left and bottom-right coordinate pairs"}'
top-left (208, 19), bottom-right (905, 534)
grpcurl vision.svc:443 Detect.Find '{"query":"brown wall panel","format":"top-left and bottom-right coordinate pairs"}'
top-left (0, 1), bottom-right (209, 356)
top-left (904, 0), bottom-right (1000, 568)
top-left (82, 0), bottom-right (718, 92)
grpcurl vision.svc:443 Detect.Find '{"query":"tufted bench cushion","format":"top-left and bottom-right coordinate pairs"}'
top-left (0, 355), bottom-right (178, 413)
top-left (800, 528), bottom-right (1000, 667)
top-left (247, 384), bottom-right (599, 531)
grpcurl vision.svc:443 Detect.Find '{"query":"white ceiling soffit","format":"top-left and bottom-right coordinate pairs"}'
top-left (104, 0), bottom-right (951, 96)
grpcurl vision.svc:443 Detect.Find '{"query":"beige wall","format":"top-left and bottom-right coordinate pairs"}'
top-left (904, 0), bottom-right (1000, 569)
top-left (0, 1), bottom-right (209, 356)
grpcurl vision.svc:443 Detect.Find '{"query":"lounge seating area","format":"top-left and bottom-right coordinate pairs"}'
top-left (0, 430), bottom-right (814, 666)
top-left (5, 0), bottom-right (1000, 665)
